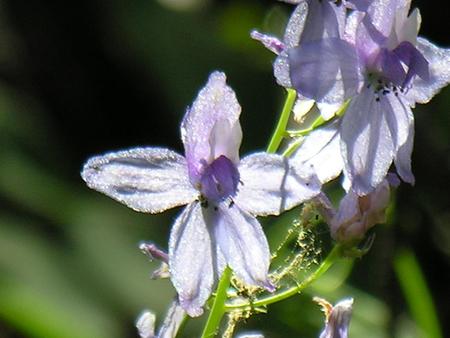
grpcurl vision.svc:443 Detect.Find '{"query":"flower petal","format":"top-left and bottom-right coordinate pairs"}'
top-left (291, 120), bottom-right (344, 184)
top-left (156, 301), bottom-right (186, 338)
top-left (213, 203), bottom-right (274, 291)
top-left (383, 93), bottom-right (415, 184)
top-left (394, 109), bottom-right (415, 184)
top-left (181, 71), bottom-right (242, 183)
top-left (283, 1), bottom-right (308, 49)
top-left (341, 88), bottom-right (395, 195)
top-left (406, 37), bottom-right (450, 105)
top-left (235, 152), bottom-right (321, 216)
top-left (288, 38), bottom-right (360, 106)
top-left (169, 202), bottom-right (214, 317)
top-left (81, 147), bottom-right (197, 213)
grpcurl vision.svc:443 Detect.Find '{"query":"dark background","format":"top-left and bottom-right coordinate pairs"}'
top-left (0, 1), bottom-right (448, 337)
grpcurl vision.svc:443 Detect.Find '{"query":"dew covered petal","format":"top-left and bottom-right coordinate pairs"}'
top-left (81, 147), bottom-right (197, 213)
top-left (169, 202), bottom-right (214, 317)
top-left (212, 203), bottom-right (274, 291)
top-left (341, 88), bottom-right (395, 195)
top-left (235, 152), bottom-right (321, 216)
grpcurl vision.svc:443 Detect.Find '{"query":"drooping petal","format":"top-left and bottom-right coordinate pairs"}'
top-left (81, 147), bottom-right (197, 213)
top-left (341, 88), bottom-right (395, 195)
top-left (400, 44), bottom-right (429, 87)
top-left (288, 38), bottom-right (360, 106)
top-left (235, 152), bottom-right (321, 216)
top-left (169, 202), bottom-right (214, 317)
top-left (181, 71), bottom-right (242, 184)
top-left (406, 37), bottom-right (450, 105)
top-left (212, 203), bottom-right (274, 291)
top-left (291, 120), bottom-right (344, 184)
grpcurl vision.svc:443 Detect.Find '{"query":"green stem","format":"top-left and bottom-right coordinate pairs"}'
top-left (266, 89), bottom-right (297, 154)
top-left (201, 267), bottom-right (232, 338)
top-left (224, 245), bottom-right (341, 310)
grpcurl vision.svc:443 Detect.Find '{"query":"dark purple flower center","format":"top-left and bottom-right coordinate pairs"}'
top-left (367, 41), bottom-right (429, 98)
top-left (199, 155), bottom-right (240, 204)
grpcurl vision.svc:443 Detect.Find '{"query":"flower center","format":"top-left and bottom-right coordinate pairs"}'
top-left (198, 155), bottom-right (240, 204)
top-left (366, 41), bottom-right (429, 100)
top-left (366, 74), bottom-right (404, 102)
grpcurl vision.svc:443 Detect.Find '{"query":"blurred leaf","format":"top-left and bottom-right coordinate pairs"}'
top-left (394, 249), bottom-right (443, 338)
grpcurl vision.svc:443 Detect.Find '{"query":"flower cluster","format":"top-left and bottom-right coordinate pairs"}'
top-left (254, 0), bottom-right (450, 195)
top-left (81, 0), bottom-right (449, 336)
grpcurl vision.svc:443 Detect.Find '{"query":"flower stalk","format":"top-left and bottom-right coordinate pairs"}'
top-left (201, 267), bottom-right (232, 338)
top-left (266, 88), bottom-right (297, 154)
top-left (225, 245), bottom-right (342, 310)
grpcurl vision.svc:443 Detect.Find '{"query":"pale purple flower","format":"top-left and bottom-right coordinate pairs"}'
top-left (314, 297), bottom-right (354, 338)
top-left (287, 0), bottom-right (450, 195)
top-left (82, 71), bottom-right (321, 317)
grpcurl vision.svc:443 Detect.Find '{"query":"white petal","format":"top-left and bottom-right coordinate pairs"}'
top-left (81, 148), bottom-right (197, 213)
top-left (341, 88), bottom-right (395, 195)
top-left (235, 152), bottom-right (321, 216)
top-left (291, 120), bottom-right (344, 184)
top-left (407, 37), bottom-right (450, 105)
top-left (213, 204), bottom-right (273, 290)
top-left (209, 118), bottom-right (242, 165)
top-left (169, 202), bottom-right (214, 317)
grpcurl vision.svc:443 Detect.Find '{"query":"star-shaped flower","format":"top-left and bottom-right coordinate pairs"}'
top-left (82, 71), bottom-right (321, 316)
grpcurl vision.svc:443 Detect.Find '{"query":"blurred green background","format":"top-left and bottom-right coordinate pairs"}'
top-left (0, 0), bottom-right (448, 337)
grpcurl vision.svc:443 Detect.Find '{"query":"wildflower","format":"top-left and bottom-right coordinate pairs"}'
top-left (287, 0), bottom-right (450, 194)
top-left (82, 71), bottom-right (320, 316)
top-left (314, 297), bottom-right (353, 338)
